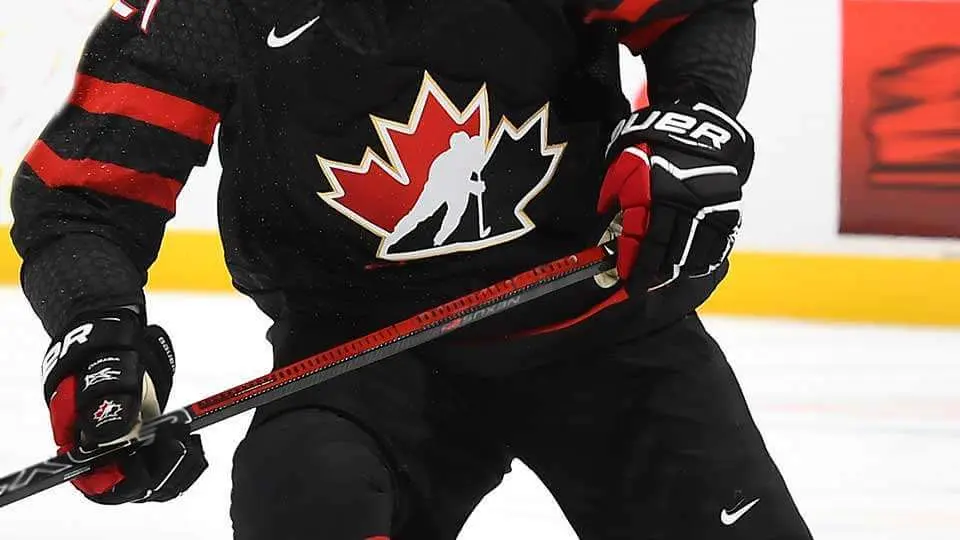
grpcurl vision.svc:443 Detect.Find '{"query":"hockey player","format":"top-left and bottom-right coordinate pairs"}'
top-left (385, 131), bottom-right (488, 249)
top-left (11, 0), bottom-right (812, 538)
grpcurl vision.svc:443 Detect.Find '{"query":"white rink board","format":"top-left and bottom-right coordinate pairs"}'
top-left (2, 0), bottom-right (959, 258)
top-left (1, 288), bottom-right (959, 539)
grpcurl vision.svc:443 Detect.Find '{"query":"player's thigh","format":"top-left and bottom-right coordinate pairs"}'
top-left (510, 315), bottom-right (812, 540)
top-left (231, 408), bottom-right (395, 540)
top-left (232, 348), bottom-right (510, 540)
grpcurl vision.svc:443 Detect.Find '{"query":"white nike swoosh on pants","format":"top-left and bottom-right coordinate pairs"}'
top-left (720, 498), bottom-right (760, 525)
top-left (267, 16), bottom-right (321, 48)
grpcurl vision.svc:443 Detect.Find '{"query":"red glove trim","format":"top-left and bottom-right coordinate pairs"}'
top-left (49, 376), bottom-right (125, 496)
top-left (598, 145), bottom-right (653, 280)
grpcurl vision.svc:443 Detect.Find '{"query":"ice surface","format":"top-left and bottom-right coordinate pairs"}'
top-left (0, 287), bottom-right (958, 539)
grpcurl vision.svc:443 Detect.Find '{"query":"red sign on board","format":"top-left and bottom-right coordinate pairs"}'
top-left (841, 0), bottom-right (960, 238)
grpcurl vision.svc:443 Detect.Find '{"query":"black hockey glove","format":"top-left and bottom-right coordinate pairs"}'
top-left (42, 310), bottom-right (206, 504)
top-left (597, 101), bottom-right (755, 293)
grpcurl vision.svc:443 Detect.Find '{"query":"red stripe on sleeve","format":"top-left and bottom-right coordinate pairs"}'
top-left (585, 0), bottom-right (662, 23)
top-left (70, 74), bottom-right (220, 145)
top-left (620, 14), bottom-right (689, 52)
top-left (25, 141), bottom-right (183, 213)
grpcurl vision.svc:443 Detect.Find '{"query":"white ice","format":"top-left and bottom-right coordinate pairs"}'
top-left (0, 287), bottom-right (958, 539)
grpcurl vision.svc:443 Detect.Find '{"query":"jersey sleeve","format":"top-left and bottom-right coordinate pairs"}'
top-left (10, 0), bottom-right (240, 334)
top-left (586, 0), bottom-right (757, 113)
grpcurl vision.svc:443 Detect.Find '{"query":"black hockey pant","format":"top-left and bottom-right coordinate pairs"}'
top-left (230, 314), bottom-right (813, 540)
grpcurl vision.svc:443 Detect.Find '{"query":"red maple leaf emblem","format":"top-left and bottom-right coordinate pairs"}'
top-left (316, 72), bottom-right (566, 261)
top-left (318, 73), bottom-right (489, 235)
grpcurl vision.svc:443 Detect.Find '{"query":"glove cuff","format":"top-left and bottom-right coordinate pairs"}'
top-left (42, 309), bottom-right (175, 409)
top-left (606, 101), bottom-right (752, 171)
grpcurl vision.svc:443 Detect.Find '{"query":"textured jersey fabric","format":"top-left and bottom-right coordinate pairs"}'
top-left (643, 3), bottom-right (756, 111)
top-left (12, 0), bottom-right (756, 341)
top-left (11, 0), bottom-right (239, 333)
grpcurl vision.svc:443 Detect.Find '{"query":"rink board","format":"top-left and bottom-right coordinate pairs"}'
top-left (1, 227), bottom-right (956, 327)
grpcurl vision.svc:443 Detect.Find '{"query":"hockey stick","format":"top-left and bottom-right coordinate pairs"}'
top-left (0, 242), bottom-right (615, 508)
top-left (475, 183), bottom-right (492, 239)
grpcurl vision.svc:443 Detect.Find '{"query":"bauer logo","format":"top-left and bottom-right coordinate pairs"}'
top-left (41, 323), bottom-right (94, 382)
top-left (609, 107), bottom-right (733, 154)
top-left (317, 72), bottom-right (567, 261)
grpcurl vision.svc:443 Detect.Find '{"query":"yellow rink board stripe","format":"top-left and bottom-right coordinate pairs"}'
top-left (0, 228), bottom-right (17, 286)
top-left (1, 226), bottom-right (958, 326)
top-left (706, 252), bottom-right (959, 326)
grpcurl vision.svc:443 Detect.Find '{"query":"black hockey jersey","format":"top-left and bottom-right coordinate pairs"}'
top-left (11, 0), bottom-right (756, 353)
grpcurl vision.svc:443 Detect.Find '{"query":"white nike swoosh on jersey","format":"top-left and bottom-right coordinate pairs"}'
top-left (267, 16), bottom-right (321, 48)
top-left (720, 498), bottom-right (760, 526)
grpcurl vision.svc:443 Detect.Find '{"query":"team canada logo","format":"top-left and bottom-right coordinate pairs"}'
top-left (317, 72), bottom-right (567, 260)
top-left (92, 399), bottom-right (124, 427)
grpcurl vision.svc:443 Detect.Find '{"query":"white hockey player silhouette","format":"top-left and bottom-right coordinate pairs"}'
top-left (385, 131), bottom-right (487, 249)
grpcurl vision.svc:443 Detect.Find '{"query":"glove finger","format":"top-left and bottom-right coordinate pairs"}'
top-left (49, 376), bottom-right (79, 451)
top-left (80, 432), bottom-right (208, 505)
top-left (617, 207), bottom-right (649, 281)
top-left (632, 239), bottom-right (669, 295)
top-left (646, 205), bottom-right (679, 248)
top-left (597, 159), bottom-right (629, 213)
top-left (84, 452), bottom-right (152, 504)
top-left (72, 461), bottom-right (126, 497)
top-left (141, 325), bottom-right (176, 412)
top-left (616, 154), bottom-right (653, 211)
top-left (49, 375), bottom-right (129, 498)
top-left (687, 216), bottom-right (736, 274)
top-left (597, 145), bottom-right (650, 213)
top-left (620, 205), bottom-right (650, 240)
top-left (139, 434), bottom-right (208, 503)
top-left (616, 235), bottom-right (641, 282)
top-left (634, 206), bottom-right (679, 291)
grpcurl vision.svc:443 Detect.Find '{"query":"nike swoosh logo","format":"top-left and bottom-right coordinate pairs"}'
top-left (267, 16), bottom-right (321, 48)
top-left (720, 498), bottom-right (760, 526)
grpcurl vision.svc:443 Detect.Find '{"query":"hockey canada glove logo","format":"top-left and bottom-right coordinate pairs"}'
top-left (597, 102), bottom-right (754, 292)
top-left (91, 399), bottom-right (124, 427)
